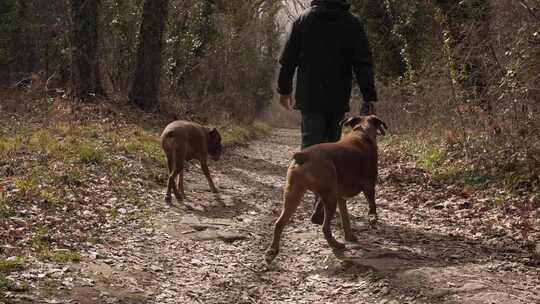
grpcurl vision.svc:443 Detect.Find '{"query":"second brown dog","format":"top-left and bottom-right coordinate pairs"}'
top-left (161, 120), bottom-right (223, 203)
top-left (265, 115), bottom-right (387, 264)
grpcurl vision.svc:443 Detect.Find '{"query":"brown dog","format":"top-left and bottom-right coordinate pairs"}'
top-left (161, 121), bottom-right (222, 203)
top-left (265, 115), bottom-right (387, 264)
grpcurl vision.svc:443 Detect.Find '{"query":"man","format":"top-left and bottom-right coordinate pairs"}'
top-left (277, 0), bottom-right (378, 225)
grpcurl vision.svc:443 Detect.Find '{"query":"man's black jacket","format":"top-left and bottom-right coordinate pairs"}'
top-left (277, 0), bottom-right (377, 113)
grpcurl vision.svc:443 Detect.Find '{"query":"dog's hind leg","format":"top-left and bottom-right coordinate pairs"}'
top-left (176, 160), bottom-right (185, 197)
top-left (164, 146), bottom-right (176, 204)
top-left (265, 184), bottom-right (305, 264)
top-left (166, 170), bottom-right (181, 203)
top-left (338, 199), bottom-right (357, 242)
top-left (320, 192), bottom-right (345, 250)
top-left (170, 145), bottom-right (186, 202)
top-left (165, 166), bottom-right (173, 204)
top-left (363, 185), bottom-right (378, 226)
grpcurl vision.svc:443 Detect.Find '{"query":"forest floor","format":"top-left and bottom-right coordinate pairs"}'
top-left (1, 96), bottom-right (539, 304)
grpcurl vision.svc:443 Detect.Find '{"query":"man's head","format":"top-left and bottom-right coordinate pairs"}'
top-left (311, 0), bottom-right (351, 10)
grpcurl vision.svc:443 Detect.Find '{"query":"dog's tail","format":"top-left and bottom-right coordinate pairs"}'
top-left (293, 151), bottom-right (310, 165)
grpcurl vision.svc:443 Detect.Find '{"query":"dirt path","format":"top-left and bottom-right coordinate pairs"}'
top-left (5, 129), bottom-right (539, 304)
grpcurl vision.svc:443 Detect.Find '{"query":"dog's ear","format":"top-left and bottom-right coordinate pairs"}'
top-left (369, 116), bottom-right (388, 136)
top-left (340, 116), bottom-right (362, 128)
top-left (209, 128), bottom-right (221, 140)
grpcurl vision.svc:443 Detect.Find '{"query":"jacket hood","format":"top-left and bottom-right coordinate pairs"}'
top-left (311, 0), bottom-right (351, 11)
top-left (310, 0), bottom-right (350, 19)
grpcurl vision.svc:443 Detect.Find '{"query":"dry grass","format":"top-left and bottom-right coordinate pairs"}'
top-left (381, 131), bottom-right (539, 205)
top-left (0, 91), bottom-right (272, 264)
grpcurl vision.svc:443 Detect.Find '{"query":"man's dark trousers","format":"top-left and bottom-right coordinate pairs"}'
top-left (301, 111), bottom-right (344, 224)
top-left (301, 112), bottom-right (344, 149)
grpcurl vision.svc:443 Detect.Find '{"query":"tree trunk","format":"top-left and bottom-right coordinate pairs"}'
top-left (0, 0), bottom-right (14, 85)
top-left (350, 0), bottom-right (407, 81)
top-left (434, 0), bottom-right (497, 111)
top-left (11, 0), bottom-right (35, 76)
top-left (70, 0), bottom-right (105, 101)
top-left (128, 0), bottom-right (169, 111)
top-left (396, 2), bottom-right (436, 82)
top-left (193, 0), bottom-right (214, 57)
top-left (434, 0), bottom-right (501, 133)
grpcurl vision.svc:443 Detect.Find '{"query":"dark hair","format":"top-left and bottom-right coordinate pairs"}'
top-left (311, 0), bottom-right (350, 10)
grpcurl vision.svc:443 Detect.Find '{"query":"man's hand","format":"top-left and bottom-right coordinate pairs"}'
top-left (360, 101), bottom-right (376, 115)
top-left (279, 94), bottom-right (292, 111)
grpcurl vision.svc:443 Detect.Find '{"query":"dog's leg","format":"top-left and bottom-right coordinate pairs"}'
top-left (177, 161), bottom-right (185, 197)
top-left (310, 196), bottom-right (324, 225)
top-left (167, 168), bottom-right (182, 203)
top-left (363, 186), bottom-right (378, 226)
top-left (171, 148), bottom-right (186, 202)
top-left (165, 151), bottom-right (174, 204)
top-left (320, 192), bottom-right (345, 250)
top-left (165, 147), bottom-right (183, 203)
top-left (265, 185), bottom-right (304, 264)
top-left (338, 199), bottom-right (357, 242)
top-left (200, 159), bottom-right (218, 193)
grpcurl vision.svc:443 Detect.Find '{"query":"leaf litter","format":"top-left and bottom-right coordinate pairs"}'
top-left (1, 101), bottom-right (539, 304)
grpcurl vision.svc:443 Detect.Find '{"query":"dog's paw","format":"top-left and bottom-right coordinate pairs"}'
top-left (329, 241), bottom-right (346, 250)
top-left (173, 190), bottom-right (184, 202)
top-left (211, 188), bottom-right (219, 194)
top-left (368, 214), bottom-right (378, 227)
top-left (165, 196), bottom-right (172, 204)
top-left (345, 234), bottom-right (358, 242)
top-left (264, 248), bottom-right (279, 265)
top-left (310, 213), bottom-right (324, 225)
